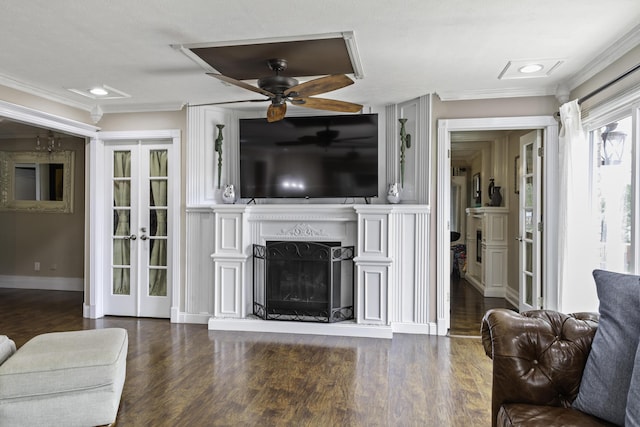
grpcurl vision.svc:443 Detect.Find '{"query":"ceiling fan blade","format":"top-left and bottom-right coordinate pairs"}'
top-left (284, 74), bottom-right (354, 97)
top-left (207, 73), bottom-right (275, 97)
top-left (292, 97), bottom-right (362, 113)
top-left (267, 103), bottom-right (287, 122)
top-left (188, 99), bottom-right (269, 107)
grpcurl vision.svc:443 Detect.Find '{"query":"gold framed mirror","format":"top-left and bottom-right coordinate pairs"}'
top-left (0, 150), bottom-right (75, 212)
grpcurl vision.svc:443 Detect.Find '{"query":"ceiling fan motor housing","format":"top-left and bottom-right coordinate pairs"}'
top-left (258, 75), bottom-right (299, 95)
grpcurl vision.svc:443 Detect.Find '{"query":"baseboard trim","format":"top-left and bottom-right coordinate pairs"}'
top-left (505, 286), bottom-right (519, 309)
top-left (465, 275), bottom-right (485, 294)
top-left (208, 317), bottom-right (393, 339)
top-left (0, 275), bottom-right (83, 292)
top-left (391, 322), bottom-right (437, 335)
top-left (483, 287), bottom-right (506, 298)
top-left (173, 310), bottom-right (211, 324)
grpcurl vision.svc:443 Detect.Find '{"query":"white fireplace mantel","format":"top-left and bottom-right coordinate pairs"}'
top-left (207, 203), bottom-right (432, 338)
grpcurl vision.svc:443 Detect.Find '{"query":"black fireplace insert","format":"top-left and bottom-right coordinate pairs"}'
top-left (253, 241), bottom-right (354, 323)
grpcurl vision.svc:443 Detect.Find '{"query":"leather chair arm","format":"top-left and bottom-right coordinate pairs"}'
top-left (481, 309), bottom-right (599, 427)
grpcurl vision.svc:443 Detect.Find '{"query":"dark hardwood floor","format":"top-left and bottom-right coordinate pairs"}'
top-left (449, 277), bottom-right (517, 337)
top-left (0, 287), bottom-right (496, 426)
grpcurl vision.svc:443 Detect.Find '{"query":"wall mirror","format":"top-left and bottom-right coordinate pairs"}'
top-left (472, 172), bottom-right (481, 206)
top-left (0, 150), bottom-right (75, 212)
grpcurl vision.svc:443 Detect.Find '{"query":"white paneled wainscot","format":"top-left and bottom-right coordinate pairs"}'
top-left (199, 204), bottom-right (431, 338)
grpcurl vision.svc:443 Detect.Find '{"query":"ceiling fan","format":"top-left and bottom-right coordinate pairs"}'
top-left (197, 58), bottom-right (363, 122)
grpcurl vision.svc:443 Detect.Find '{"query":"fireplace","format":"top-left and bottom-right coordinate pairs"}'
top-left (253, 241), bottom-right (355, 323)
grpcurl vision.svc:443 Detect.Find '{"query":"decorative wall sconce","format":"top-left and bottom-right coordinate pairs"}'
top-left (214, 124), bottom-right (224, 189)
top-left (601, 122), bottom-right (626, 166)
top-left (36, 131), bottom-right (61, 152)
top-left (399, 118), bottom-right (412, 187)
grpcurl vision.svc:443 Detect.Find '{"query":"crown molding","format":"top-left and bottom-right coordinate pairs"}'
top-left (0, 73), bottom-right (94, 111)
top-left (99, 102), bottom-right (186, 114)
top-left (436, 86), bottom-right (555, 101)
top-left (564, 23), bottom-right (640, 91)
top-left (0, 99), bottom-right (99, 136)
top-left (0, 73), bottom-right (186, 115)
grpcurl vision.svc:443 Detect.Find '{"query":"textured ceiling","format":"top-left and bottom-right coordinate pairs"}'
top-left (0, 1), bottom-right (638, 117)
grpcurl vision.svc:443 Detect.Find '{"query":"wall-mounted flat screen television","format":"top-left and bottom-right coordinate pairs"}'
top-left (239, 113), bottom-right (378, 199)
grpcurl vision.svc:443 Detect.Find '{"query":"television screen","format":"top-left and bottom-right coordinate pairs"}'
top-left (239, 113), bottom-right (378, 199)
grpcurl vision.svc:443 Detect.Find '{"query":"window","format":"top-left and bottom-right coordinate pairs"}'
top-left (589, 113), bottom-right (637, 273)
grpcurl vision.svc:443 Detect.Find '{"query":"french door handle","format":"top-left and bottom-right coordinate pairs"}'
top-left (126, 234), bottom-right (137, 241)
top-left (140, 235), bottom-right (148, 241)
top-left (515, 236), bottom-right (523, 242)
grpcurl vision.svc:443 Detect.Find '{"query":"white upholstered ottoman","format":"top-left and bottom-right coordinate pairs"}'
top-left (0, 328), bottom-right (128, 427)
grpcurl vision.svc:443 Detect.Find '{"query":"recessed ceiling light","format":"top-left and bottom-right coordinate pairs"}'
top-left (89, 87), bottom-right (109, 96)
top-left (498, 59), bottom-right (564, 80)
top-left (519, 64), bottom-right (544, 74)
top-left (67, 85), bottom-right (131, 100)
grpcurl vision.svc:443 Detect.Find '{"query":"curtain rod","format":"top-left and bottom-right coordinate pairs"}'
top-left (555, 62), bottom-right (640, 117)
top-left (577, 62), bottom-right (640, 105)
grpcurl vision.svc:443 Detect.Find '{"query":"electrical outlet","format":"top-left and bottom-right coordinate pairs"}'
top-left (34, 262), bottom-right (40, 271)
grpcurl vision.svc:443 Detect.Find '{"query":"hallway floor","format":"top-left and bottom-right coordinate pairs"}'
top-left (449, 277), bottom-right (517, 337)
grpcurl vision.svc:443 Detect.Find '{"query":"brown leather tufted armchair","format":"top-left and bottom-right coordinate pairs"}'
top-left (481, 309), bottom-right (617, 427)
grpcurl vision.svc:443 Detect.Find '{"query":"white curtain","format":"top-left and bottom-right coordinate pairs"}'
top-left (558, 100), bottom-right (599, 313)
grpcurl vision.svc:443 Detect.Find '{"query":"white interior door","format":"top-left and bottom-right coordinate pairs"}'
top-left (104, 141), bottom-right (172, 318)
top-left (518, 130), bottom-right (542, 311)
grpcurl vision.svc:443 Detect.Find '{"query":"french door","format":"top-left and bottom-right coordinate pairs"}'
top-left (518, 130), bottom-right (542, 311)
top-left (104, 140), bottom-right (174, 318)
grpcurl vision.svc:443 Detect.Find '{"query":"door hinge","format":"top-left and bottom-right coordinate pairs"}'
top-left (538, 147), bottom-right (544, 157)
top-left (538, 222), bottom-right (543, 232)
top-left (447, 149), bottom-right (450, 158)
top-left (538, 296), bottom-right (544, 308)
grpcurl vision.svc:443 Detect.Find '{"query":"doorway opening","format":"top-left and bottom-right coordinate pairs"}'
top-left (0, 107), bottom-right (94, 316)
top-left (448, 129), bottom-right (530, 336)
top-left (436, 116), bottom-right (559, 336)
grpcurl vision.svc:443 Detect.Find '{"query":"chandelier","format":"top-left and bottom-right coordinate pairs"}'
top-left (36, 130), bottom-right (61, 152)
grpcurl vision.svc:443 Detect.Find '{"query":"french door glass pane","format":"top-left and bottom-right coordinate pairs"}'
top-left (524, 176), bottom-right (534, 208)
top-left (113, 151), bottom-right (132, 296)
top-left (113, 181), bottom-right (130, 206)
top-left (113, 267), bottom-right (130, 295)
top-left (149, 209), bottom-right (167, 236)
top-left (149, 150), bottom-right (168, 177)
top-left (525, 144), bottom-right (534, 174)
top-left (525, 275), bottom-right (533, 306)
top-left (149, 240), bottom-right (167, 266)
top-left (148, 149), bottom-right (168, 298)
top-left (149, 268), bottom-right (167, 296)
top-left (525, 209), bottom-right (533, 239)
top-left (592, 116), bottom-right (633, 273)
top-left (113, 151), bottom-right (131, 178)
top-left (113, 209), bottom-right (130, 235)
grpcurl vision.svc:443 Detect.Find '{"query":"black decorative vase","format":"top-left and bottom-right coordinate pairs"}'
top-left (490, 186), bottom-right (502, 206)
